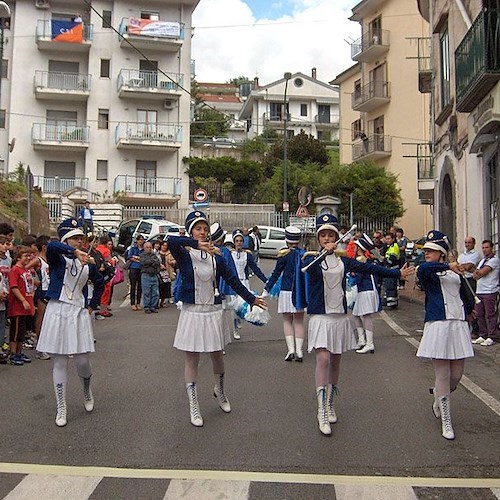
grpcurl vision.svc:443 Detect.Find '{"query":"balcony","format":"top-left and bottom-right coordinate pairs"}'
top-left (351, 29), bottom-right (390, 62)
top-left (314, 114), bottom-right (340, 128)
top-left (113, 175), bottom-right (182, 202)
top-left (263, 112), bottom-right (286, 127)
top-left (352, 134), bottom-right (392, 161)
top-left (404, 143), bottom-right (434, 204)
top-left (117, 69), bottom-right (183, 100)
top-left (119, 18), bottom-right (184, 52)
top-left (33, 176), bottom-right (89, 194)
top-left (456, 9), bottom-right (500, 112)
top-left (36, 20), bottom-right (93, 52)
top-left (32, 123), bottom-right (90, 151)
top-left (115, 122), bottom-right (182, 150)
top-left (352, 81), bottom-right (391, 112)
top-left (34, 71), bottom-right (91, 101)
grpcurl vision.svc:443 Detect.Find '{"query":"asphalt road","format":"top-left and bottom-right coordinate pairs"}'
top-left (0, 258), bottom-right (499, 499)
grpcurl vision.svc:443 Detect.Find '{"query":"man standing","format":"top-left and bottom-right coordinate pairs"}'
top-left (78, 201), bottom-right (94, 235)
top-left (472, 240), bottom-right (499, 346)
top-left (458, 236), bottom-right (481, 332)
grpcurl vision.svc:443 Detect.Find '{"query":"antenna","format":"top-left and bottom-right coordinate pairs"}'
top-left (8, 137), bottom-right (15, 152)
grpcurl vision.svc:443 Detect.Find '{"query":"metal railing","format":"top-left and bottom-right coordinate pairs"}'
top-left (32, 123), bottom-right (90, 143)
top-left (455, 9), bottom-right (500, 110)
top-left (314, 114), bottom-right (339, 125)
top-left (114, 175), bottom-right (182, 196)
top-left (118, 17), bottom-right (185, 40)
top-left (352, 134), bottom-right (392, 160)
top-left (46, 198), bottom-right (62, 222)
top-left (352, 80), bottom-right (391, 108)
top-left (263, 112), bottom-right (285, 122)
top-left (416, 143), bottom-right (434, 180)
top-left (115, 122), bottom-right (182, 144)
top-left (34, 71), bottom-right (91, 91)
top-left (36, 20), bottom-right (93, 42)
top-left (33, 176), bottom-right (89, 194)
top-left (117, 69), bottom-right (183, 91)
top-left (351, 29), bottom-right (390, 59)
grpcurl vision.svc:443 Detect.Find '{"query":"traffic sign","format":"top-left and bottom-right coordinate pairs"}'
top-left (194, 188), bottom-right (208, 202)
top-left (193, 201), bottom-right (209, 209)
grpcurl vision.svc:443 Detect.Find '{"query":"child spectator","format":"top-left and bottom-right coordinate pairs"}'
top-left (33, 235), bottom-right (51, 360)
top-left (0, 235), bottom-right (12, 362)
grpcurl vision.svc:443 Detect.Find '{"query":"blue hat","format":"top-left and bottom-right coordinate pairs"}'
top-left (232, 229), bottom-right (244, 242)
top-left (57, 218), bottom-right (85, 243)
top-left (185, 211), bottom-right (208, 235)
top-left (210, 222), bottom-right (226, 243)
top-left (423, 230), bottom-right (450, 254)
top-left (316, 213), bottom-right (340, 235)
top-left (285, 225), bottom-right (301, 243)
top-left (355, 233), bottom-right (375, 252)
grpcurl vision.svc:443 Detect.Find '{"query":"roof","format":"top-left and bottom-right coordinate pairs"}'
top-left (349, 0), bottom-right (387, 22)
top-left (198, 94), bottom-right (243, 104)
top-left (330, 63), bottom-right (361, 85)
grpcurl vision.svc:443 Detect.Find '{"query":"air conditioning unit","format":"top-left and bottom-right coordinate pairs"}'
top-left (164, 99), bottom-right (175, 110)
top-left (35, 0), bottom-right (50, 9)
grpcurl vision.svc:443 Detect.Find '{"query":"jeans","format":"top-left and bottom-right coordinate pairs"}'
top-left (476, 292), bottom-right (499, 340)
top-left (0, 309), bottom-right (6, 345)
top-left (141, 273), bottom-right (159, 311)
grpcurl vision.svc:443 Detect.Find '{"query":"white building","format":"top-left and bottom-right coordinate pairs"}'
top-left (239, 71), bottom-right (339, 143)
top-left (0, 0), bottom-right (198, 221)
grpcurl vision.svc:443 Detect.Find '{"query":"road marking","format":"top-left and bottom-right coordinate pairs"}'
top-left (335, 484), bottom-right (417, 500)
top-left (0, 463), bottom-right (499, 488)
top-left (380, 311), bottom-right (500, 417)
top-left (164, 479), bottom-right (250, 500)
top-left (492, 488), bottom-right (500, 499)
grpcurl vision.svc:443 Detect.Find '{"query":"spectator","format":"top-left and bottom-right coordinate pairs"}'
top-left (140, 242), bottom-right (160, 313)
top-left (158, 241), bottom-right (176, 307)
top-left (249, 226), bottom-right (261, 264)
top-left (78, 201), bottom-right (94, 235)
top-left (127, 235), bottom-right (144, 311)
top-left (0, 235), bottom-right (12, 362)
top-left (0, 223), bottom-right (15, 258)
top-left (242, 227), bottom-right (254, 253)
top-left (396, 228), bottom-right (410, 289)
top-left (472, 240), bottom-right (499, 346)
top-left (73, 13), bottom-right (82, 23)
top-left (95, 236), bottom-right (115, 318)
top-left (337, 225), bottom-right (349, 252)
top-left (383, 232), bottom-right (400, 309)
top-left (458, 236), bottom-right (481, 335)
top-left (372, 230), bottom-right (387, 256)
top-left (33, 235), bottom-right (51, 360)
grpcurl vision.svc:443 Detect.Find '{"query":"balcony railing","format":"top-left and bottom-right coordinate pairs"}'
top-left (34, 71), bottom-right (91, 92)
top-left (118, 18), bottom-right (184, 50)
top-left (263, 111), bottom-right (285, 123)
top-left (314, 114), bottom-right (340, 126)
top-left (456, 9), bottom-right (500, 112)
top-left (352, 134), bottom-right (392, 160)
top-left (115, 122), bottom-right (182, 144)
top-left (352, 81), bottom-right (391, 111)
top-left (416, 143), bottom-right (434, 180)
top-left (117, 69), bottom-right (183, 91)
top-left (32, 123), bottom-right (90, 144)
top-left (33, 176), bottom-right (89, 194)
top-left (36, 19), bottom-right (93, 43)
top-left (113, 175), bottom-right (182, 196)
top-left (351, 29), bottom-right (390, 62)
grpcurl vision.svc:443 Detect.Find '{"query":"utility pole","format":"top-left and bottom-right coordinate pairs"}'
top-left (282, 72), bottom-right (292, 227)
top-left (26, 166), bottom-right (33, 233)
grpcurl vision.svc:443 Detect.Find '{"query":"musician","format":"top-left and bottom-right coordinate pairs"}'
top-left (302, 214), bottom-right (413, 436)
top-left (168, 211), bottom-right (266, 427)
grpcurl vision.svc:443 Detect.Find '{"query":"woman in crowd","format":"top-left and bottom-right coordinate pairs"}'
top-left (126, 234), bottom-right (144, 311)
top-left (158, 240), bottom-right (176, 307)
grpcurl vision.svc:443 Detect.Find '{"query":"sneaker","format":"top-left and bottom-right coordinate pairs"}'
top-left (8, 354), bottom-right (23, 366)
top-left (151, 309), bottom-right (159, 313)
top-left (2, 342), bottom-right (9, 352)
top-left (95, 314), bottom-right (106, 320)
top-left (0, 352), bottom-right (7, 364)
top-left (480, 338), bottom-right (495, 346)
top-left (233, 331), bottom-right (240, 340)
top-left (19, 352), bottom-right (32, 363)
top-left (99, 310), bottom-right (113, 317)
top-left (168, 298), bottom-right (174, 304)
top-left (35, 351), bottom-right (51, 360)
top-left (144, 309), bottom-right (151, 314)
top-left (472, 336), bottom-right (486, 344)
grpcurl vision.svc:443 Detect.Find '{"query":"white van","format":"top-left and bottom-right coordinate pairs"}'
top-left (224, 225), bottom-right (287, 258)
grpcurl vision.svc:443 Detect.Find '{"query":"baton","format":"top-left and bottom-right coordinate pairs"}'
top-left (463, 276), bottom-right (481, 304)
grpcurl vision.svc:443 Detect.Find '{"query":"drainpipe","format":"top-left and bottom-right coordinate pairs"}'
top-left (454, 0), bottom-right (472, 29)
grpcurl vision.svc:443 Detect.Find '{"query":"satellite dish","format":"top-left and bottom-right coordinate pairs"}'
top-left (297, 186), bottom-right (312, 206)
top-left (8, 137), bottom-right (15, 152)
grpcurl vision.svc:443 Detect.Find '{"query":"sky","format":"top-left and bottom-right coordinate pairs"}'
top-left (191, 0), bottom-right (360, 86)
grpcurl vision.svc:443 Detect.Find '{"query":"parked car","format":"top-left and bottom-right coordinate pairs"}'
top-left (223, 226), bottom-right (287, 258)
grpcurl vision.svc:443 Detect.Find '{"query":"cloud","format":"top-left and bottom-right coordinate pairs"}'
top-left (192, 0), bottom-right (360, 84)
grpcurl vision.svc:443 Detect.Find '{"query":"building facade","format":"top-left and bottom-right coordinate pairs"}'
top-left (0, 0), bottom-right (198, 221)
top-left (332, 0), bottom-right (433, 239)
top-left (417, 0), bottom-right (500, 248)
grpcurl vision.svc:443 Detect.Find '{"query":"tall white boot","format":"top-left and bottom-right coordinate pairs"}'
top-left (284, 336), bottom-right (295, 361)
top-left (213, 373), bottom-right (231, 413)
top-left (438, 395), bottom-right (455, 440)
top-left (326, 384), bottom-right (338, 423)
top-left (356, 330), bottom-right (375, 354)
top-left (354, 327), bottom-right (366, 350)
top-left (316, 386), bottom-right (331, 436)
top-left (54, 383), bottom-right (67, 427)
top-left (81, 376), bottom-right (94, 412)
top-left (295, 338), bottom-right (304, 362)
top-left (186, 382), bottom-right (203, 427)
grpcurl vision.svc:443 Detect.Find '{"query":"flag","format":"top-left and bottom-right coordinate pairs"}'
top-left (51, 20), bottom-right (83, 43)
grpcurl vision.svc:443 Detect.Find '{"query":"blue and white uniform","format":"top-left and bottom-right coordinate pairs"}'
top-left (37, 241), bottom-right (104, 355)
top-left (231, 249), bottom-right (267, 290)
top-left (351, 261), bottom-right (382, 316)
top-left (416, 262), bottom-right (474, 359)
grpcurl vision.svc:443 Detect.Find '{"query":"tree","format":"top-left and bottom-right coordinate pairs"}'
top-left (229, 76), bottom-right (251, 86)
top-left (190, 107), bottom-right (231, 138)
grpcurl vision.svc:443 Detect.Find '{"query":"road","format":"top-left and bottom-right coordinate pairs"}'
top-left (0, 258), bottom-right (499, 499)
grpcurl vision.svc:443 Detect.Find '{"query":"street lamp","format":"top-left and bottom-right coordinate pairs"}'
top-left (282, 72), bottom-right (292, 226)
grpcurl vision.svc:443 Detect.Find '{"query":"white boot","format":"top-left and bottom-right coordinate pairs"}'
top-left (429, 387), bottom-right (440, 418)
top-left (213, 373), bottom-right (231, 413)
top-left (295, 338), bottom-right (304, 362)
top-left (316, 386), bottom-right (331, 436)
top-left (54, 383), bottom-right (67, 427)
top-left (326, 384), bottom-right (338, 423)
top-left (356, 330), bottom-right (374, 354)
top-left (438, 395), bottom-right (455, 440)
top-left (81, 376), bottom-right (94, 412)
top-left (354, 327), bottom-right (366, 349)
top-left (284, 336), bottom-right (295, 361)
top-left (186, 382), bottom-right (203, 427)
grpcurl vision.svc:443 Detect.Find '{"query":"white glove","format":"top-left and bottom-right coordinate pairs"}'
top-left (261, 289), bottom-right (269, 298)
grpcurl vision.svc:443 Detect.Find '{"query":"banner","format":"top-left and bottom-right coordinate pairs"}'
top-left (127, 18), bottom-right (181, 38)
top-left (51, 20), bottom-right (83, 43)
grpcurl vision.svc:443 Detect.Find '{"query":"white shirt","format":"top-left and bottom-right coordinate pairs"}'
top-left (458, 249), bottom-right (481, 279)
top-left (476, 255), bottom-right (500, 294)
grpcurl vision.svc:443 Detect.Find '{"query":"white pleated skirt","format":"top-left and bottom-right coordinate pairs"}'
top-left (278, 290), bottom-right (303, 314)
top-left (37, 300), bottom-right (95, 355)
top-left (416, 320), bottom-right (474, 360)
top-left (174, 303), bottom-right (229, 352)
top-left (352, 290), bottom-right (380, 316)
top-left (308, 314), bottom-right (356, 354)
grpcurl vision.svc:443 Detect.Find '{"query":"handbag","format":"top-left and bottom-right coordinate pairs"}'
top-left (159, 269), bottom-right (171, 283)
top-left (111, 266), bottom-right (124, 285)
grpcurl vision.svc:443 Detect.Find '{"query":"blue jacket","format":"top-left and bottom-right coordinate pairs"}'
top-left (232, 250), bottom-right (267, 283)
top-left (218, 245), bottom-right (237, 297)
top-left (126, 245), bottom-right (143, 270)
top-left (78, 207), bottom-right (94, 220)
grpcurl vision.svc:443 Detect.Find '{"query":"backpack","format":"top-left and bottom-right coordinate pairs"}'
top-left (91, 249), bottom-right (115, 283)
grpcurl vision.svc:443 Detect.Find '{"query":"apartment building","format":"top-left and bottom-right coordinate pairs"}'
top-left (239, 71), bottom-right (339, 144)
top-left (417, 0), bottom-right (500, 247)
top-left (332, 0), bottom-right (432, 239)
top-left (0, 0), bottom-right (198, 221)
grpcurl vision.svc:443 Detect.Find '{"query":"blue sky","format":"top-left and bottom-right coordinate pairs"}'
top-left (243, 0), bottom-right (291, 19)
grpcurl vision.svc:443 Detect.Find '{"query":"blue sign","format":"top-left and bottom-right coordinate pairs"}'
top-left (193, 201), bottom-right (209, 208)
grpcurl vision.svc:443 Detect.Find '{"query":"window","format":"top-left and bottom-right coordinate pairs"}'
top-left (97, 160), bottom-right (108, 180)
top-left (352, 119), bottom-right (362, 141)
top-left (300, 104), bottom-right (307, 116)
top-left (0, 110), bottom-right (5, 129)
top-left (354, 79), bottom-right (362, 100)
top-left (136, 221), bottom-right (153, 235)
top-left (100, 59), bottom-right (110, 78)
top-left (269, 102), bottom-right (283, 121)
top-left (1, 60), bottom-right (7, 79)
top-left (141, 12), bottom-right (159, 21)
top-left (294, 77), bottom-right (303, 87)
top-left (369, 16), bottom-right (382, 45)
top-left (488, 151), bottom-right (499, 248)
top-left (98, 109), bottom-right (109, 130)
top-left (102, 10), bottom-right (112, 28)
top-left (439, 27), bottom-right (451, 109)
top-left (269, 229), bottom-right (285, 240)
top-left (317, 130), bottom-right (331, 141)
top-left (317, 105), bottom-right (331, 124)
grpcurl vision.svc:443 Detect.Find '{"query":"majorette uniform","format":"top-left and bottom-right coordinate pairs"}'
top-left (351, 260), bottom-right (382, 317)
top-left (231, 249), bottom-right (267, 290)
top-left (416, 262), bottom-right (474, 359)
